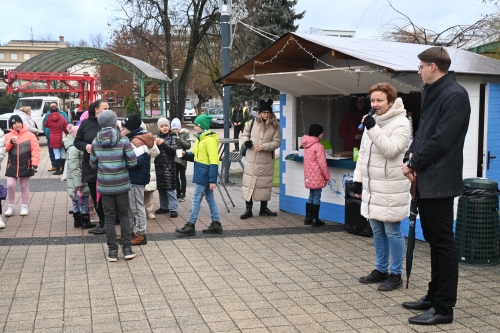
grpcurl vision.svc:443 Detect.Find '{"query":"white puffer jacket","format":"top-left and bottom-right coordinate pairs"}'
top-left (145, 142), bottom-right (160, 192)
top-left (353, 97), bottom-right (411, 222)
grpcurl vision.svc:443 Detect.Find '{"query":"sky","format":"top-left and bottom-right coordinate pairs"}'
top-left (0, 0), bottom-right (497, 45)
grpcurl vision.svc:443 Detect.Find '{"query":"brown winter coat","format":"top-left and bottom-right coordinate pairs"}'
top-left (241, 118), bottom-right (282, 202)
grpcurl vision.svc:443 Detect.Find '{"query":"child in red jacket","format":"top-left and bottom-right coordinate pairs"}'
top-left (301, 124), bottom-right (330, 227)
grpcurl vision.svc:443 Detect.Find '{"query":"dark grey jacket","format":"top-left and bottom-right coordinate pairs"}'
top-left (405, 72), bottom-right (470, 199)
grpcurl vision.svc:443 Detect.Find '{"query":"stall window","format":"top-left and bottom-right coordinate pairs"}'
top-left (23, 53), bottom-right (30, 60)
top-left (11, 53), bottom-right (18, 60)
top-left (0, 53), bottom-right (4, 60)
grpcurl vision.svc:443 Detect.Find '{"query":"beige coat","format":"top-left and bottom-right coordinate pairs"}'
top-left (145, 143), bottom-right (160, 192)
top-left (353, 98), bottom-right (411, 222)
top-left (241, 118), bottom-right (282, 202)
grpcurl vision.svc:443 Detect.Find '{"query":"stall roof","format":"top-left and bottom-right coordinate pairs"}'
top-left (218, 32), bottom-right (500, 86)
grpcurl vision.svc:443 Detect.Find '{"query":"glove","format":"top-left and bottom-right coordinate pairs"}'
top-left (76, 187), bottom-right (83, 199)
top-left (353, 182), bottom-right (362, 196)
top-left (244, 140), bottom-right (253, 148)
top-left (363, 115), bottom-right (376, 130)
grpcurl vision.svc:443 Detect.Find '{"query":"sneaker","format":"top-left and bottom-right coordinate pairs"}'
top-left (170, 211), bottom-right (178, 218)
top-left (359, 269), bottom-right (389, 284)
top-left (4, 204), bottom-right (15, 217)
top-left (107, 249), bottom-right (118, 262)
top-left (178, 195), bottom-right (186, 202)
top-left (203, 221), bottom-right (223, 234)
top-left (154, 208), bottom-right (170, 214)
top-left (147, 213), bottom-right (156, 219)
top-left (20, 205), bottom-right (28, 216)
top-left (378, 273), bottom-right (403, 291)
top-left (123, 247), bottom-right (136, 260)
top-left (0, 217), bottom-right (5, 229)
top-left (175, 222), bottom-right (195, 236)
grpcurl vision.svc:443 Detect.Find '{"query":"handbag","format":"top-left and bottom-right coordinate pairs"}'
top-left (0, 185), bottom-right (7, 200)
top-left (240, 119), bottom-right (255, 157)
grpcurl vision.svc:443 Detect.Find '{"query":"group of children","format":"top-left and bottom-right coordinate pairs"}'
top-left (65, 111), bottom-right (222, 262)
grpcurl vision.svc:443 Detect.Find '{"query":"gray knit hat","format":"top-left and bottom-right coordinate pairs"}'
top-left (157, 117), bottom-right (170, 128)
top-left (97, 110), bottom-right (117, 128)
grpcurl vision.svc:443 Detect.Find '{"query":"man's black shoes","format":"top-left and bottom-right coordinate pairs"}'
top-left (408, 308), bottom-right (453, 325)
top-left (402, 296), bottom-right (433, 311)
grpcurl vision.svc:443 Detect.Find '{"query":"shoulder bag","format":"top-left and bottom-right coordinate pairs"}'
top-left (240, 119), bottom-right (255, 157)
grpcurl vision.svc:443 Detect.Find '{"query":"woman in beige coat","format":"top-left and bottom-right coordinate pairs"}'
top-left (353, 83), bottom-right (411, 292)
top-left (240, 99), bottom-right (282, 219)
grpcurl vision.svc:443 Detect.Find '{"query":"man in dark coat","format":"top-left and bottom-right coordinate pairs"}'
top-left (402, 46), bottom-right (471, 325)
top-left (231, 103), bottom-right (248, 151)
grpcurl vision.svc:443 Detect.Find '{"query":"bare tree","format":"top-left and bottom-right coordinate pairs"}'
top-left (90, 33), bottom-right (106, 49)
top-left (380, 0), bottom-right (500, 49)
top-left (116, 0), bottom-right (220, 122)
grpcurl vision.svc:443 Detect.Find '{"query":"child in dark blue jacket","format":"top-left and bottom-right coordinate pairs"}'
top-left (120, 114), bottom-right (155, 246)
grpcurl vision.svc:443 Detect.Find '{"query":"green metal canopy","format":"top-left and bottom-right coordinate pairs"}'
top-left (15, 47), bottom-right (171, 116)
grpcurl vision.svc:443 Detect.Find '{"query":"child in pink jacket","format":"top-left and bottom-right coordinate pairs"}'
top-left (302, 124), bottom-right (330, 226)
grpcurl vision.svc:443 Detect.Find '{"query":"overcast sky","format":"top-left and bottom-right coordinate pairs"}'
top-left (0, 0), bottom-right (496, 45)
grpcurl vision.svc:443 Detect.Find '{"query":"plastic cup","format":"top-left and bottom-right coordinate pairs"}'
top-left (176, 149), bottom-right (183, 157)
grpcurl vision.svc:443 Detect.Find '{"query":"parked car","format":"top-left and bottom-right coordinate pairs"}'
top-left (183, 100), bottom-right (196, 122)
top-left (205, 107), bottom-right (226, 128)
top-left (272, 101), bottom-right (280, 122)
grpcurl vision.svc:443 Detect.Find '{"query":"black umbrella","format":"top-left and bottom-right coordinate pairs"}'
top-left (406, 182), bottom-right (418, 289)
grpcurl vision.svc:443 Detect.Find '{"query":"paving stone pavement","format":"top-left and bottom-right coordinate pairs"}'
top-left (0, 137), bottom-right (499, 332)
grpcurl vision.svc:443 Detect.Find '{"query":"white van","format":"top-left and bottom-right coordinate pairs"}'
top-left (272, 101), bottom-right (280, 122)
top-left (0, 96), bottom-right (61, 134)
top-left (183, 99), bottom-right (196, 122)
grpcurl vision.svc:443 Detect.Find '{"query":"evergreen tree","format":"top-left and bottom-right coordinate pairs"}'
top-left (0, 94), bottom-right (18, 115)
top-left (230, 0), bottom-right (305, 106)
top-left (126, 98), bottom-right (140, 116)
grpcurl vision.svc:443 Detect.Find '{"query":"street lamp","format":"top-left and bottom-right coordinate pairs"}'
top-left (173, 68), bottom-right (179, 119)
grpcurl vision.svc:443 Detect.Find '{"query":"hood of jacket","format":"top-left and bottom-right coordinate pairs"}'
top-left (373, 97), bottom-right (406, 127)
top-left (196, 130), bottom-right (219, 145)
top-left (64, 135), bottom-right (75, 150)
top-left (180, 128), bottom-right (190, 134)
top-left (127, 129), bottom-right (155, 149)
top-left (96, 127), bottom-right (121, 148)
top-left (46, 111), bottom-right (64, 126)
top-left (301, 135), bottom-right (320, 148)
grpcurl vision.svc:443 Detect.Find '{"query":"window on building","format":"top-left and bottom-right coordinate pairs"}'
top-left (0, 69), bottom-right (4, 78)
top-left (11, 53), bottom-right (18, 60)
top-left (0, 53), bottom-right (4, 60)
top-left (23, 53), bottom-right (30, 60)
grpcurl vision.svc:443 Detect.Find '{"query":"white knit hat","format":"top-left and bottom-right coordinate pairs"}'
top-left (171, 118), bottom-right (181, 130)
top-left (157, 117), bottom-right (170, 128)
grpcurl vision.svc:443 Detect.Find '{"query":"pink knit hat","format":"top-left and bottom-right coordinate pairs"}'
top-left (69, 125), bottom-right (79, 138)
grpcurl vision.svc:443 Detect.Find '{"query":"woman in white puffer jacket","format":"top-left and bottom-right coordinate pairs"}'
top-left (353, 83), bottom-right (411, 292)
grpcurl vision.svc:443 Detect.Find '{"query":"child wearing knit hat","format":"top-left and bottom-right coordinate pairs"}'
top-left (175, 113), bottom-right (223, 236)
top-left (90, 110), bottom-right (138, 262)
top-left (301, 124), bottom-right (330, 227)
top-left (154, 117), bottom-right (180, 218)
top-left (170, 118), bottom-right (191, 202)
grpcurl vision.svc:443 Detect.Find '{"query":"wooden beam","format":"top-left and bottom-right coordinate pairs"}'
top-left (331, 50), bottom-right (357, 60)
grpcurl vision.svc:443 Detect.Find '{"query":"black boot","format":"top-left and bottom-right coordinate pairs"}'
top-left (311, 204), bottom-right (325, 227)
top-left (73, 212), bottom-right (82, 228)
top-left (60, 159), bottom-right (66, 173)
top-left (304, 203), bottom-right (313, 225)
top-left (240, 201), bottom-right (253, 219)
top-left (53, 159), bottom-right (63, 175)
top-left (259, 201), bottom-right (277, 216)
top-left (88, 220), bottom-right (105, 234)
top-left (81, 213), bottom-right (96, 229)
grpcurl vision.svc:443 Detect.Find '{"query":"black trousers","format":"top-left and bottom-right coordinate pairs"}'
top-left (417, 197), bottom-right (458, 316)
top-left (233, 124), bottom-right (244, 150)
top-left (101, 192), bottom-right (132, 249)
top-left (88, 181), bottom-right (105, 222)
top-left (176, 164), bottom-right (187, 197)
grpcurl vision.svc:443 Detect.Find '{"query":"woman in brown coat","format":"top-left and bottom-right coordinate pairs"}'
top-left (240, 99), bottom-right (282, 219)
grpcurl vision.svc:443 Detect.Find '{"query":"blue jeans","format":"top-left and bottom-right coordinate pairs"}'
top-left (159, 189), bottom-right (178, 212)
top-left (369, 219), bottom-right (405, 275)
top-left (53, 147), bottom-right (65, 160)
top-left (49, 147), bottom-right (55, 167)
top-left (307, 189), bottom-right (322, 205)
top-left (71, 197), bottom-right (89, 214)
top-left (188, 184), bottom-right (220, 223)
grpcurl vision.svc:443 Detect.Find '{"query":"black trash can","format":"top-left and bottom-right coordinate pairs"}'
top-left (455, 178), bottom-right (500, 266)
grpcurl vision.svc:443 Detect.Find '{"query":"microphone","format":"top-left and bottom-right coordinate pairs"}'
top-left (358, 109), bottom-right (376, 130)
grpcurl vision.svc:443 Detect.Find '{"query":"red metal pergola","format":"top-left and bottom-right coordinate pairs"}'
top-left (5, 71), bottom-right (99, 111)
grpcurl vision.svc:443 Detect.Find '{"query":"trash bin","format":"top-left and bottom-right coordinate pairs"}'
top-left (455, 178), bottom-right (500, 266)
